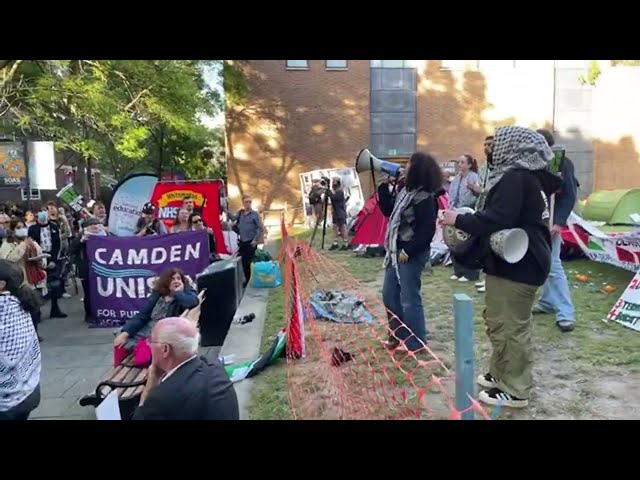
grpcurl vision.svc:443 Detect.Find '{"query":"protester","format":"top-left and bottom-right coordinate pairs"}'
top-left (170, 208), bottom-right (191, 233)
top-left (469, 136), bottom-right (495, 293)
top-left (132, 316), bottom-right (239, 420)
top-left (448, 154), bottom-right (482, 283)
top-left (28, 211), bottom-right (67, 319)
top-left (328, 177), bottom-right (349, 251)
top-left (0, 212), bottom-right (10, 241)
top-left (0, 218), bottom-right (47, 338)
top-left (135, 202), bottom-right (168, 236)
top-left (189, 212), bottom-right (218, 261)
top-left (69, 217), bottom-right (107, 323)
top-left (531, 129), bottom-right (577, 332)
top-left (378, 152), bottom-right (441, 354)
top-left (442, 126), bottom-right (561, 408)
top-left (182, 195), bottom-right (196, 215)
top-left (308, 179), bottom-right (325, 228)
top-left (0, 260), bottom-right (42, 420)
top-left (225, 194), bottom-right (264, 288)
top-left (24, 211), bottom-right (36, 228)
top-left (113, 268), bottom-right (199, 367)
top-left (91, 201), bottom-right (108, 226)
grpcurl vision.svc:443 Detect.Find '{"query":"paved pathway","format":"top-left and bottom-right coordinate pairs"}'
top-left (32, 237), bottom-right (276, 420)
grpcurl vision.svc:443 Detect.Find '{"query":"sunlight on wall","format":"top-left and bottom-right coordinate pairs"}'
top-left (592, 68), bottom-right (640, 145)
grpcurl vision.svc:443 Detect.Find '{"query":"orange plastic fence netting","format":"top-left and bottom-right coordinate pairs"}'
top-left (279, 236), bottom-right (490, 420)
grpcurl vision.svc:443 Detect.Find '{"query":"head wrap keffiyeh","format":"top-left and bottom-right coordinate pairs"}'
top-left (484, 125), bottom-right (554, 193)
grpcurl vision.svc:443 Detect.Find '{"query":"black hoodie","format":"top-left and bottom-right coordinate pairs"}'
top-left (454, 168), bottom-right (562, 286)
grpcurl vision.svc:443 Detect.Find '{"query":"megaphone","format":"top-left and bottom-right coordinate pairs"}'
top-left (355, 149), bottom-right (403, 178)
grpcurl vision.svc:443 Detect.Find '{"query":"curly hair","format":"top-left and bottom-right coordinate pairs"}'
top-left (404, 151), bottom-right (443, 193)
top-left (153, 267), bottom-right (188, 296)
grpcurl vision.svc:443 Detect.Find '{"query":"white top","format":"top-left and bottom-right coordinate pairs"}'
top-left (0, 294), bottom-right (41, 411)
top-left (161, 355), bottom-right (197, 383)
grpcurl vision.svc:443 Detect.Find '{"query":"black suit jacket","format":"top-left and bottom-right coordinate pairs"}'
top-left (132, 356), bottom-right (239, 420)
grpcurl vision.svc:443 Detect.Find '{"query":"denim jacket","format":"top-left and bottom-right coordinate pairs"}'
top-left (121, 288), bottom-right (199, 337)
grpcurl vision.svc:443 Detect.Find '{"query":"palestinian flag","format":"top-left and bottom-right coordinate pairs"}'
top-left (287, 259), bottom-right (305, 359)
top-left (225, 328), bottom-right (287, 383)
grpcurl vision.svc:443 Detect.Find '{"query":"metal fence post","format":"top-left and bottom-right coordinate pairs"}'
top-left (454, 293), bottom-right (475, 420)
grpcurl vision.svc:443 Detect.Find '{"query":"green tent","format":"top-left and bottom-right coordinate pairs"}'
top-left (581, 189), bottom-right (640, 225)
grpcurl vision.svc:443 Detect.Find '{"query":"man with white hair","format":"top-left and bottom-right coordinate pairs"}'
top-left (132, 317), bottom-right (239, 420)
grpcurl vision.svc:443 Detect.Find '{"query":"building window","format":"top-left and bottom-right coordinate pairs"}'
top-left (477, 60), bottom-right (516, 70)
top-left (286, 60), bottom-right (309, 70)
top-left (326, 60), bottom-right (347, 70)
top-left (370, 60), bottom-right (415, 69)
top-left (21, 188), bottom-right (40, 201)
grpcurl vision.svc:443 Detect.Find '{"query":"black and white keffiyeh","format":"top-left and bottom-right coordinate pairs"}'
top-left (0, 294), bottom-right (41, 411)
top-left (383, 187), bottom-right (419, 279)
top-left (484, 126), bottom-right (553, 193)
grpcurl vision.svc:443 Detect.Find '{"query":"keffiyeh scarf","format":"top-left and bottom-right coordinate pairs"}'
top-left (383, 187), bottom-right (419, 279)
top-left (483, 125), bottom-right (554, 197)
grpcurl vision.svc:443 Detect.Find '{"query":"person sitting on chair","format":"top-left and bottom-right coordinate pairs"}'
top-left (133, 316), bottom-right (239, 420)
top-left (112, 268), bottom-right (198, 367)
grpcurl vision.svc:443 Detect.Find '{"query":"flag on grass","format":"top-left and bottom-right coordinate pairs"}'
top-left (225, 328), bottom-right (287, 383)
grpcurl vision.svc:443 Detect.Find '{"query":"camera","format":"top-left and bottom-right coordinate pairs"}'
top-left (320, 176), bottom-right (330, 188)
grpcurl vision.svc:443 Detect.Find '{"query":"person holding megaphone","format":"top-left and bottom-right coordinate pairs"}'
top-left (441, 126), bottom-right (562, 409)
top-left (376, 152), bottom-right (442, 354)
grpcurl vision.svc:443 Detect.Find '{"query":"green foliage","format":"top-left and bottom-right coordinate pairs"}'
top-left (579, 60), bottom-right (640, 85)
top-left (0, 60), bottom-right (226, 183)
top-left (223, 60), bottom-right (249, 108)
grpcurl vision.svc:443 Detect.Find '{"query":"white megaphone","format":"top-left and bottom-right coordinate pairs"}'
top-left (355, 149), bottom-right (403, 178)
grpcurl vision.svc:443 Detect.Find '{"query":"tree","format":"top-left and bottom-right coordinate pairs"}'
top-left (0, 60), bottom-right (225, 188)
top-left (580, 60), bottom-right (640, 85)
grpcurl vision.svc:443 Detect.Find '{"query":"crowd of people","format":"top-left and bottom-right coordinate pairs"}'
top-left (1, 124), bottom-right (580, 420)
top-left (0, 191), bottom-right (257, 420)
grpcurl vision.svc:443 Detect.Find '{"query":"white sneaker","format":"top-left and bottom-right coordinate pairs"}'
top-left (475, 280), bottom-right (485, 288)
top-left (62, 293), bottom-right (72, 299)
top-left (477, 286), bottom-right (486, 293)
top-left (450, 275), bottom-right (459, 280)
top-left (458, 277), bottom-right (470, 283)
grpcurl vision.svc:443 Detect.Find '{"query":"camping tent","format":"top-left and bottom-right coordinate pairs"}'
top-left (582, 189), bottom-right (640, 225)
top-left (350, 194), bottom-right (388, 248)
top-left (349, 191), bottom-right (450, 248)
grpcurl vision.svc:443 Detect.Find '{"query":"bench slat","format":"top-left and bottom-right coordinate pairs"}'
top-left (119, 368), bottom-right (148, 400)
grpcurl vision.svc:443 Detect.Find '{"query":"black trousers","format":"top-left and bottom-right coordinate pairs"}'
top-left (81, 278), bottom-right (91, 318)
top-left (0, 384), bottom-right (41, 420)
top-left (31, 309), bottom-right (41, 333)
top-left (238, 240), bottom-right (257, 287)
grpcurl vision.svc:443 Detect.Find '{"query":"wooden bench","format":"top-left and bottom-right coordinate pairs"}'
top-left (79, 290), bottom-right (205, 420)
top-left (78, 354), bottom-right (148, 420)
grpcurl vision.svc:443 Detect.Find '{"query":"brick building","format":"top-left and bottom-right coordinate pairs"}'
top-left (225, 60), bottom-right (640, 224)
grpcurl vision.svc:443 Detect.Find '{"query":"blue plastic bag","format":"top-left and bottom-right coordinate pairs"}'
top-left (251, 261), bottom-right (282, 288)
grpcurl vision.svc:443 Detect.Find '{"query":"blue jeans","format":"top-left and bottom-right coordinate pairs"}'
top-left (382, 250), bottom-right (429, 351)
top-left (536, 234), bottom-right (576, 323)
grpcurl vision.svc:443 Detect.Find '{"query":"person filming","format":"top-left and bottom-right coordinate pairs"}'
top-left (378, 152), bottom-right (442, 354)
top-left (328, 177), bottom-right (349, 251)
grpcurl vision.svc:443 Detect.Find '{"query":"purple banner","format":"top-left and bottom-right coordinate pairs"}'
top-left (87, 230), bottom-right (210, 327)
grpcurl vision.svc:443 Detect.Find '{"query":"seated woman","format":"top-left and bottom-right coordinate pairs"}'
top-left (112, 268), bottom-right (199, 367)
top-left (0, 260), bottom-right (42, 420)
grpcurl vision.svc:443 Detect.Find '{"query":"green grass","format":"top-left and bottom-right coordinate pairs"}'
top-left (247, 226), bottom-right (312, 420)
top-left (246, 286), bottom-right (293, 420)
top-left (248, 228), bottom-right (640, 419)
